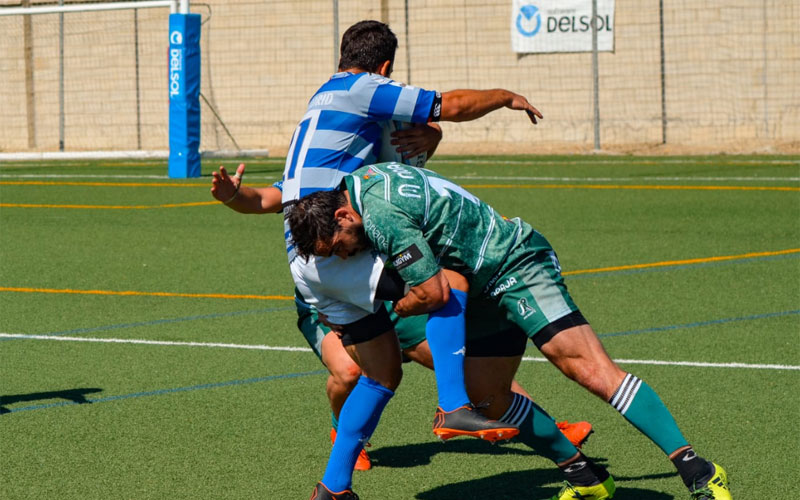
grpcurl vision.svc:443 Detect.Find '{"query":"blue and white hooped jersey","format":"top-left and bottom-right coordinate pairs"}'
top-left (281, 71), bottom-right (440, 260)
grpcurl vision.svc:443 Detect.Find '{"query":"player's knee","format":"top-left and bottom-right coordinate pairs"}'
top-left (383, 365), bottom-right (403, 391)
top-left (363, 365), bottom-right (402, 392)
top-left (329, 361), bottom-right (363, 389)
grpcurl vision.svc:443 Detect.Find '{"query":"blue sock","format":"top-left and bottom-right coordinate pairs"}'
top-left (321, 376), bottom-right (393, 492)
top-left (331, 412), bottom-right (338, 431)
top-left (426, 288), bottom-right (470, 412)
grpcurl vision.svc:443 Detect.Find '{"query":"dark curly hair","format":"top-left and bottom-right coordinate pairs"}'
top-left (338, 20), bottom-right (397, 73)
top-left (287, 190), bottom-right (347, 259)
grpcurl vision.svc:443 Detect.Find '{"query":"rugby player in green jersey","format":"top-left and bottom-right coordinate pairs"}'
top-left (288, 162), bottom-right (732, 500)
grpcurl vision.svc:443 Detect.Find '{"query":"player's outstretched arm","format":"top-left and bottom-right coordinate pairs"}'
top-left (440, 89), bottom-right (542, 124)
top-left (211, 163), bottom-right (282, 214)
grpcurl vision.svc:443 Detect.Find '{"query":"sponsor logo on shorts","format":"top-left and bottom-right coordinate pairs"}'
top-left (517, 297), bottom-right (535, 319)
top-left (490, 276), bottom-right (517, 297)
top-left (392, 244), bottom-right (423, 271)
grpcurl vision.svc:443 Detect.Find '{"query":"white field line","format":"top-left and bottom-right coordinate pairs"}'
top-left (0, 157), bottom-right (795, 167)
top-left (1, 174), bottom-right (172, 180)
top-left (3, 333), bottom-right (797, 371)
top-left (428, 158), bottom-right (799, 166)
top-left (452, 175), bottom-right (800, 182)
top-left (1, 173), bottom-right (798, 183)
top-left (0, 333), bottom-right (312, 352)
top-left (521, 356), bottom-right (799, 371)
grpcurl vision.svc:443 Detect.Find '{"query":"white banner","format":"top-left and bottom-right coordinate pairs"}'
top-left (511, 0), bottom-right (615, 54)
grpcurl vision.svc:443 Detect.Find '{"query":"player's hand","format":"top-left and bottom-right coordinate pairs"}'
top-left (507, 93), bottom-right (543, 124)
top-left (211, 163), bottom-right (245, 203)
top-left (391, 123), bottom-right (442, 159)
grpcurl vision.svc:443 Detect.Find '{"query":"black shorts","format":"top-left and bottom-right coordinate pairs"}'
top-left (338, 305), bottom-right (394, 347)
top-left (465, 310), bottom-right (588, 356)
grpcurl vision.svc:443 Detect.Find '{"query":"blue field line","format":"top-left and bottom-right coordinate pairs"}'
top-left (2, 369), bottom-right (327, 415)
top-left (567, 252), bottom-right (800, 281)
top-left (597, 309), bottom-right (800, 339)
top-left (0, 306), bottom-right (295, 342)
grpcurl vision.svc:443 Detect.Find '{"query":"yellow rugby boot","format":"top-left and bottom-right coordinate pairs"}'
top-left (551, 476), bottom-right (615, 500)
top-left (690, 463), bottom-right (732, 500)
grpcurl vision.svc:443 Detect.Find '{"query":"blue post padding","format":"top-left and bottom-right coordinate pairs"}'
top-left (168, 13), bottom-right (202, 178)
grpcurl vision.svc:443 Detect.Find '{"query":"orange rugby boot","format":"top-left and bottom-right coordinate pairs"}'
top-left (556, 420), bottom-right (594, 448)
top-left (330, 428), bottom-right (371, 471)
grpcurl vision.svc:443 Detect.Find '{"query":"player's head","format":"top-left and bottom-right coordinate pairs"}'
top-left (338, 20), bottom-right (397, 75)
top-left (288, 190), bottom-right (369, 260)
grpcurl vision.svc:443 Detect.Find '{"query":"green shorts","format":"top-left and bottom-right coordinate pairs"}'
top-left (296, 295), bottom-right (427, 360)
top-left (478, 231), bottom-right (583, 344)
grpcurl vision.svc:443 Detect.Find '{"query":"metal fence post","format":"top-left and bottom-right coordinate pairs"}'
top-left (591, 0), bottom-right (600, 150)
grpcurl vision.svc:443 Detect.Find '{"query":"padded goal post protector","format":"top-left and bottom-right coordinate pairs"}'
top-left (168, 13), bottom-right (201, 178)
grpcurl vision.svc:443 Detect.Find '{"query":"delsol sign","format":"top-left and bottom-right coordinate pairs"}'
top-left (512, 0), bottom-right (615, 53)
top-left (169, 29), bottom-right (183, 98)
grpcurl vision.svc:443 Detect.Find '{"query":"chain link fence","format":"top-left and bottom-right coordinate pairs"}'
top-left (1, 0), bottom-right (797, 155)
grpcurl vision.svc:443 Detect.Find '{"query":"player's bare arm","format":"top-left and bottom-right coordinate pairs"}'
top-left (393, 268), bottom-right (469, 318)
top-left (440, 89), bottom-right (542, 124)
top-left (393, 270), bottom-right (450, 317)
top-left (211, 163), bottom-right (282, 214)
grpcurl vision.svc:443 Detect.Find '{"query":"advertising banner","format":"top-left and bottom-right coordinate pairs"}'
top-left (512, 0), bottom-right (615, 54)
top-left (168, 13), bottom-right (202, 178)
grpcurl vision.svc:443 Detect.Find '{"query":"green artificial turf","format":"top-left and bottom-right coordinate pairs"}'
top-left (1, 155), bottom-right (798, 499)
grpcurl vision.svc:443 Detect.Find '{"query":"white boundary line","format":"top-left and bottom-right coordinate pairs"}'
top-left (3, 333), bottom-right (797, 371)
top-left (451, 175), bottom-right (800, 183)
top-left (521, 356), bottom-right (798, 371)
top-left (428, 158), bottom-right (799, 166)
top-left (0, 333), bottom-right (312, 352)
top-left (1, 173), bottom-right (798, 183)
top-left (0, 150), bottom-right (269, 160)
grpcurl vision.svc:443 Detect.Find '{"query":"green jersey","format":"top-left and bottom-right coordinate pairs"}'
top-left (343, 163), bottom-right (535, 296)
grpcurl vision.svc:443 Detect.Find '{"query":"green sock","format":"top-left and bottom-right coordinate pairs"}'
top-left (499, 393), bottom-right (578, 464)
top-left (331, 412), bottom-right (338, 431)
top-left (609, 373), bottom-right (689, 455)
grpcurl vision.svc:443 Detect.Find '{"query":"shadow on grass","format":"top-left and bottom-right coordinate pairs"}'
top-left (413, 468), bottom-right (674, 500)
top-left (615, 471), bottom-right (677, 481)
top-left (371, 439), bottom-right (610, 469)
top-left (373, 441), bottom-right (675, 499)
top-left (370, 439), bottom-right (539, 468)
top-left (0, 388), bottom-right (102, 414)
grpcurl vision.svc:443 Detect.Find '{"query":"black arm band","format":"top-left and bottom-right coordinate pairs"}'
top-left (375, 267), bottom-right (407, 302)
top-left (428, 92), bottom-right (442, 122)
